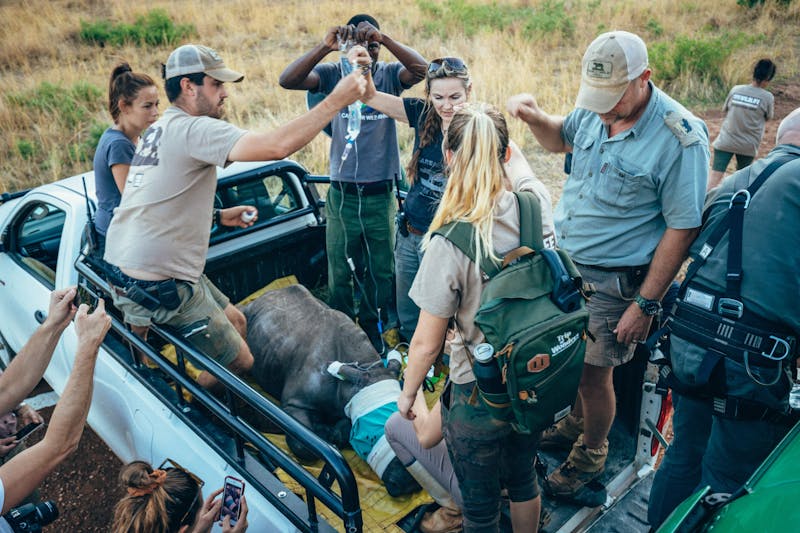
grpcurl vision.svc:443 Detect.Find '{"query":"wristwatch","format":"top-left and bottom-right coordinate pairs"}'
top-left (634, 294), bottom-right (661, 316)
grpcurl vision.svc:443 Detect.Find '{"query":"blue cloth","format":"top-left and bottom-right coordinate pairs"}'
top-left (93, 128), bottom-right (135, 235)
top-left (555, 83), bottom-right (708, 267)
top-left (313, 61), bottom-right (405, 183)
top-left (349, 401), bottom-right (398, 462)
top-left (401, 98), bottom-right (446, 233)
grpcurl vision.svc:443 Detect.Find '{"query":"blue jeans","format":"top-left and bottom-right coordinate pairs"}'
top-left (649, 392), bottom-right (792, 527)
top-left (394, 229), bottom-right (425, 341)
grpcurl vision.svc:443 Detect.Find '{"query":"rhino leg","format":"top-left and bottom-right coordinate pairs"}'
top-left (381, 456), bottom-right (422, 497)
top-left (283, 405), bottom-right (352, 461)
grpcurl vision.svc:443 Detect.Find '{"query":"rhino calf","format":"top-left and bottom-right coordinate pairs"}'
top-left (243, 284), bottom-right (419, 497)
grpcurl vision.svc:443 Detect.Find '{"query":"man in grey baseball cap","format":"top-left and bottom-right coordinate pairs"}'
top-left (507, 31), bottom-right (708, 502)
top-left (164, 44), bottom-right (244, 83)
top-left (104, 43), bottom-right (366, 391)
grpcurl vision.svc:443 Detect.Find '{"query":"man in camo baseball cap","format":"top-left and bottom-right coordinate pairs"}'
top-left (164, 44), bottom-right (244, 82)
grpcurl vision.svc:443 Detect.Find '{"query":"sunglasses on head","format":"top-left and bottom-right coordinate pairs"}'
top-left (158, 458), bottom-right (205, 524)
top-left (428, 57), bottom-right (468, 75)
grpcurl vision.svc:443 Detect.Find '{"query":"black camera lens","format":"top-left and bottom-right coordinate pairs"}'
top-left (2, 500), bottom-right (59, 532)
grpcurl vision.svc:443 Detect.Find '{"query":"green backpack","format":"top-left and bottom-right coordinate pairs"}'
top-left (434, 192), bottom-right (590, 434)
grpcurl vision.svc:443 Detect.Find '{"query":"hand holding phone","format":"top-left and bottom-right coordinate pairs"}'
top-left (13, 421), bottom-right (44, 443)
top-left (218, 476), bottom-right (245, 526)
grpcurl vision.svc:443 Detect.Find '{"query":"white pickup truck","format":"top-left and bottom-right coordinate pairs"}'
top-left (0, 159), bottom-right (671, 532)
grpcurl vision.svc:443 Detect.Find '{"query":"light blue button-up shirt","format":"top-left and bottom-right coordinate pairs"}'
top-left (554, 83), bottom-right (709, 267)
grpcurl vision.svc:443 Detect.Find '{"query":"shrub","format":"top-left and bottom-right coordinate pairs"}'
top-left (649, 32), bottom-right (750, 101)
top-left (80, 9), bottom-right (195, 47)
top-left (16, 140), bottom-right (36, 160)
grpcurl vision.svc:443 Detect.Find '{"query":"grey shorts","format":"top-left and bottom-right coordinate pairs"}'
top-left (111, 274), bottom-right (240, 367)
top-left (579, 265), bottom-right (645, 367)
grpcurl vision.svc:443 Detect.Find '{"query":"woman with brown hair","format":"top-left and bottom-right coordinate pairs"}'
top-left (363, 56), bottom-right (472, 341)
top-left (111, 459), bottom-right (248, 533)
top-left (93, 63), bottom-right (159, 251)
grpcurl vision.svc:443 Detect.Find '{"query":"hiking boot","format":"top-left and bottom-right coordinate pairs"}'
top-left (420, 506), bottom-right (463, 533)
top-left (539, 413), bottom-right (583, 451)
top-left (546, 435), bottom-right (608, 498)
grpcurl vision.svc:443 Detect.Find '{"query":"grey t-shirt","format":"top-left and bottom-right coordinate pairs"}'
top-left (713, 84), bottom-right (774, 157)
top-left (104, 106), bottom-right (246, 281)
top-left (313, 61), bottom-right (405, 183)
top-left (93, 128), bottom-right (135, 235)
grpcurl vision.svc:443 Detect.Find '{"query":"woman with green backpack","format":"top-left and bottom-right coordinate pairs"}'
top-left (398, 103), bottom-right (553, 533)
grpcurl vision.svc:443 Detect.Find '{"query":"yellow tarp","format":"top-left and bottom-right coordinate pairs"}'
top-left (159, 275), bottom-right (435, 531)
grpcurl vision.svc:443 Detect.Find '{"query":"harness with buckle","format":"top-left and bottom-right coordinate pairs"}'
top-left (647, 156), bottom-right (798, 419)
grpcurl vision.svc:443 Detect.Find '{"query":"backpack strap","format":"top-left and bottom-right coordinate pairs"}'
top-left (433, 191), bottom-right (544, 278)
top-left (514, 191), bottom-right (544, 252)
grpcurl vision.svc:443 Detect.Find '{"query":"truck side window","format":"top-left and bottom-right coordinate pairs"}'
top-left (211, 174), bottom-right (301, 239)
top-left (11, 201), bottom-right (66, 287)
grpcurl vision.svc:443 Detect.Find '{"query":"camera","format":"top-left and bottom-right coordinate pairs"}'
top-left (2, 501), bottom-right (59, 532)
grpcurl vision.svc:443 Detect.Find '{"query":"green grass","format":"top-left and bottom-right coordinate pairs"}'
top-left (79, 9), bottom-right (195, 47)
top-left (416, 0), bottom-right (574, 38)
top-left (6, 81), bottom-right (105, 170)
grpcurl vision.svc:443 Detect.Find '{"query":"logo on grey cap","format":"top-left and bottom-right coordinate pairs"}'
top-left (587, 60), bottom-right (613, 79)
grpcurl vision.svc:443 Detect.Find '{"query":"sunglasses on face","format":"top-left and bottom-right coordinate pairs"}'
top-left (158, 458), bottom-right (205, 524)
top-left (427, 57), bottom-right (468, 75)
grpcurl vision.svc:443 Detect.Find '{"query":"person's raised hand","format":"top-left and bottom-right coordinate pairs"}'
top-left (328, 69), bottom-right (367, 109)
top-left (45, 286), bottom-right (78, 332)
top-left (506, 93), bottom-right (541, 120)
top-left (222, 495), bottom-right (248, 532)
top-left (356, 21), bottom-right (382, 46)
top-left (346, 45), bottom-right (371, 70)
top-left (323, 25), bottom-right (349, 51)
top-left (74, 298), bottom-right (111, 352)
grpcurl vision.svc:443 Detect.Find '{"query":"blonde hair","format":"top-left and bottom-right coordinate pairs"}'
top-left (425, 103), bottom-right (510, 264)
top-left (111, 461), bottom-right (200, 533)
top-left (406, 61), bottom-right (471, 185)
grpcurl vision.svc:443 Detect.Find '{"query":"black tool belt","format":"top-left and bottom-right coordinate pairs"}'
top-left (331, 180), bottom-right (393, 196)
top-left (670, 290), bottom-right (797, 367)
top-left (111, 266), bottom-right (184, 312)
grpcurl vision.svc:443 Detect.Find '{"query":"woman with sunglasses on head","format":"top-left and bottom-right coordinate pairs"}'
top-left (362, 56), bottom-right (472, 342)
top-left (111, 460), bottom-right (248, 533)
top-left (398, 104), bottom-right (553, 533)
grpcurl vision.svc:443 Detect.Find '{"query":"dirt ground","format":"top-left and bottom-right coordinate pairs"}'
top-left (26, 82), bottom-right (800, 533)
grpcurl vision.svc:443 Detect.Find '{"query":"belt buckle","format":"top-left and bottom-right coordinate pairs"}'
top-left (762, 335), bottom-right (791, 361)
top-left (717, 298), bottom-right (743, 319)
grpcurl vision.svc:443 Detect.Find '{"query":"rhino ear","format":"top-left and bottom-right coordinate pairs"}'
top-left (337, 365), bottom-right (362, 383)
top-left (386, 358), bottom-right (402, 375)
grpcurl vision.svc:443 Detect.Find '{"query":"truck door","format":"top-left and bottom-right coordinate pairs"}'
top-left (0, 197), bottom-right (79, 392)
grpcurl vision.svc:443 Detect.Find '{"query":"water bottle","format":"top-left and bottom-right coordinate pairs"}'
top-left (472, 343), bottom-right (505, 394)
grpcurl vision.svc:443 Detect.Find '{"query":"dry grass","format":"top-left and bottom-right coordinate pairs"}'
top-left (1, 0), bottom-right (798, 197)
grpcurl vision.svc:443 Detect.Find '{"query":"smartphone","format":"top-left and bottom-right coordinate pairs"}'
top-left (12, 422), bottom-right (44, 443)
top-left (218, 476), bottom-right (245, 525)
